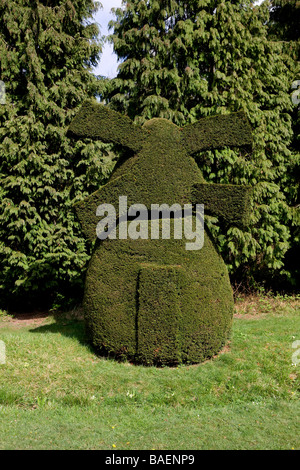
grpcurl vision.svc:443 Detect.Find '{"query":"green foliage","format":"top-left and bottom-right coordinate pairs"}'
top-left (268, 0), bottom-right (300, 42)
top-left (192, 183), bottom-right (252, 227)
top-left (267, 0), bottom-right (300, 286)
top-left (0, 0), bottom-right (116, 307)
top-left (69, 101), bottom-right (253, 365)
top-left (83, 229), bottom-right (234, 365)
top-left (137, 265), bottom-right (183, 365)
top-left (106, 0), bottom-right (298, 286)
top-left (68, 98), bottom-right (146, 152)
top-left (70, 103), bottom-right (251, 241)
top-left (182, 111), bottom-right (252, 154)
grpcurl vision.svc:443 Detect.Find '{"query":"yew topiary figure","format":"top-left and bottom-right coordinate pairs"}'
top-left (68, 100), bottom-right (252, 365)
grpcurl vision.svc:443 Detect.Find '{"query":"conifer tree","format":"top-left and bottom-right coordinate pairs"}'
top-left (268, 0), bottom-right (300, 42)
top-left (106, 0), bottom-right (297, 287)
top-left (0, 0), bottom-right (115, 307)
top-left (268, 0), bottom-right (300, 286)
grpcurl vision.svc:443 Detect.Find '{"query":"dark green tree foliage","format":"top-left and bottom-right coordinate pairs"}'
top-left (267, 0), bottom-right (300, 286)
top-left (0, 0), bottom-right (114, 306)
top-left (106, 0), bottom-right (297, 286)
top-left (268, 0), bottom-right (300, 42)
top-left (68, 101), bottom-right (252, 365)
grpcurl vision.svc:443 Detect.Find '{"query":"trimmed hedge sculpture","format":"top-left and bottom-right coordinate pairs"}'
top-left (68, 100), bottom-right (252, 366)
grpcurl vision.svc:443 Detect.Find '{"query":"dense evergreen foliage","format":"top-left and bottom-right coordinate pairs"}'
top-left (0, 0), bottom-right (115, 307)
top-left (268, 0), bottom-right (300, 42)
top-left (106, 0), bottom-right (298, 288)
top-left (268, 0), bottom-right (300, 286)
top-left (0, 0), bottom-right (299, 309)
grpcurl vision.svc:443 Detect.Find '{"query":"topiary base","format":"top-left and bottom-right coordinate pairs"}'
top-left (83, 225), bottom-right (233, 366)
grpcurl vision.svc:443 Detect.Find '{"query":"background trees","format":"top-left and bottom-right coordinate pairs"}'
top-left (0, 0), bottom-right (298, 309)
top-left (267, 0), bottom-right (300, 287)
top-left (105, 0), bottom-right (299, 289)
top-left (268, 0), bottom-right (300, 42)
top-left (0, 0), bottom-right (115, 308)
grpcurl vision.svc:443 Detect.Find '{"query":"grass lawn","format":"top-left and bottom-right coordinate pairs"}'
top-left (0, 294), bottom-right (299, 450)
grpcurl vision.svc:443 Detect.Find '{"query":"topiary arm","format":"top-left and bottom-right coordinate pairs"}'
top-left (192, 183), bottom-right (252, 227)
top-left (67, 99), bottom-right (147, 152)
top-left (182, 111), bottom-right (252, 154)
top-left (74, 172), bottom-right (137, 241)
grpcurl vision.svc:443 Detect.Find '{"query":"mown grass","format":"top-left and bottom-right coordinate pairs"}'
top-left (0, 294), bottom-right (299, 450)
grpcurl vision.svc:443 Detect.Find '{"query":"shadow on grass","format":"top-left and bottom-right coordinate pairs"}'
top-left (28, 313), bottom-right (140, 365)
top-left (28, 317), bottom-right (95, 354)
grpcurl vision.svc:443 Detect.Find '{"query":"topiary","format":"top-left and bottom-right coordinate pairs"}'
top-left (68, 99), bottom-right (252, 365)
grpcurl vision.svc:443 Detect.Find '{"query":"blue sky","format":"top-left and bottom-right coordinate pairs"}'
top-left (93, 0), bottom-right (264, 79)
top-left (93, 0), bottom-right (123, 78)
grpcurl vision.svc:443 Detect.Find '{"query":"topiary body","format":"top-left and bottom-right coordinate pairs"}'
top-left (68, 100), bottom-right (252, 365)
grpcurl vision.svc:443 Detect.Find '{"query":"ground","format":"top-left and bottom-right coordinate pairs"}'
top-left (0, 293), bottom-right (299, 450)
